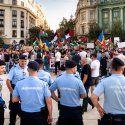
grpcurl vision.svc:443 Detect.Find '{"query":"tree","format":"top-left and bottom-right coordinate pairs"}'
top-left (28, 26), bottom-right (54, 45)
top-left (57, 15), bottom-right (75, 38)
top-left (88, 23), bottom-right (102, 40)
top-left (111, 20), bottom-right (122, 38)
top-left (0, 31), bottom-right (4, 47)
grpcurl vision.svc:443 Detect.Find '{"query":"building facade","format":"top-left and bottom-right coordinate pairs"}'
top-left (98, 0), bottom-right (125, 34)
top-left (0, 0), bottom-right (47, 44)
top-left (75, 0), bottom-right (98, 35)
top-left (75, 0), bottom-right (125, 35)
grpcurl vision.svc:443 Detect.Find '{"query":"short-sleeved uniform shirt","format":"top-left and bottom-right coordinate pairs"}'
top-left (50, 73), bottom-right (86, 107)
top-left (0, 78), bottom-right (4, 97)
top-left (93, 74), bottom-right (125, 114)
top-left (13, 76), bottom-right (51, 112)
top-left (38, 69), bottom-right (52, 86)
top-left (61, 71), bottom-right (81, 79)
top-left (7, 64), bottom-right (28, 85)
top-left (81, 64), bottom-right (91, 86)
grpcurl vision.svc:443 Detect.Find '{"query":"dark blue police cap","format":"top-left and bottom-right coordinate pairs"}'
top-left (19, 55), bottom-right (28, 60)
top-left (65, 60), bottom-right (77, 68)
top-left (112, 58), bottom-right (124, 66)
top-left (28, 61), bottom-right (39, 71)
top-left (0, 60), bottom-right (5, 66)
top-left (35, 59), bottom-right (43, 65)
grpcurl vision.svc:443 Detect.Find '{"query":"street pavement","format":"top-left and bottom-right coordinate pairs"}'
top-left (1, 74), bottom-right (103, 125)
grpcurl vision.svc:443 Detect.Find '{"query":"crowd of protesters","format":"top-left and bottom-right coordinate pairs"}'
top-left (0, 43), bottom-right (125, 125)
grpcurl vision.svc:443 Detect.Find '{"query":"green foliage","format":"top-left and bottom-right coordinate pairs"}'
top-left (88, 23), bottom-right (102, 40)
top-left (0, 31), bottom-right (4, 47)
top-left (28, 26), bottom-right (54, 45)
top-left (57, 15), bottom-right (75, 38)
top-left (28, 26), bottom-right (42, 45)
top-left (111, 20), bottom-right (122, 37)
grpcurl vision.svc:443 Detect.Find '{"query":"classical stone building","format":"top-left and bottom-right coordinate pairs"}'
top-left (0, 0), bottom-right (48, 44)
top-left (75, 0), bottom-right (125, 35)
top-left (75, 0), bottom-right (98, 35)
top-left (98, 0), bottom-right (125, 34)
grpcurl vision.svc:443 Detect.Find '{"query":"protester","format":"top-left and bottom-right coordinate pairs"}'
top-left (0, 60), bottom-right (5, 125)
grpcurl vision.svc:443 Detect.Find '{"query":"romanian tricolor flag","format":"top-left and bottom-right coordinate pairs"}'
top-left (39, 39), bottom-right (43, 49)
top-left (97, 32), bottom-right (107, 49)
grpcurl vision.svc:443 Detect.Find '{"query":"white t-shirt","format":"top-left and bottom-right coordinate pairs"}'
top-left (87, 57), bottom-right (92, 65)
top-left (79, 51), bottom-right (87, 58)
top-left (55, 52), bottom-right (61, 62)
top-left (91, 60), bottom-right (100, 77)
top-left (117, 54), bottom-right (125, 64)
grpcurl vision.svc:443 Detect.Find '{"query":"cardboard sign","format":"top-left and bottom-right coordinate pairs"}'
top-left (50, 58), bottom-right (64, 69)
top-left (114, 37), bottom-right (120, 45)
top-left (118, 42), bottom-right (125, 48)
top-left (87, 43), bottom-right (94, 48)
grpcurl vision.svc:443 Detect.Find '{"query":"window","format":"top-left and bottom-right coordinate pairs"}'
top-left (102, 10), bottom-right (110, 33)
top-left (12, 19), bottom-right (17, 27)
top-left (0, 0), bottom-right (3, 3)
top-left (12, 30), bottom-right (17, 37)
top-left (81, 12), bottom-right (86, 22)
top-left (82, 26), bottom-right (84, 34)
top-left (113, 8), bottom-right (120, 22)
top-left (21, 1), bottom-right (24, 6)
top-left (90, 10), bottom-right (95, 20)
top-left (0, 19), bottom-right (4, 27)
top-left (21, 30), bottom-right (24, 37)
top-left (21, 11), bottom-right (24, 18)
top-left (21, 20), bottom-right (24, 28)
top-left (12, 0), bottom-right (17, 5)
top-left (12, 10), bottom-right (17, 17)
top-left (0, 30), bottom-right (4, 35)
top-left (0, 10), bottom-right (4, 16)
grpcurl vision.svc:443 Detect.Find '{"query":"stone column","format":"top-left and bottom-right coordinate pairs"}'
top-left (98, 8), bottom-right (102, 28)
top-left (109, 8), bottom-right (112, 32)
top-left (120, 7), bottom-right (124, 30)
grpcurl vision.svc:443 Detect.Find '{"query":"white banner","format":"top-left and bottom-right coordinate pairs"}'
top-left (87, 43), bottom-right (94, 48)
top-left (118, 42), bottom-right (125, 48)
top-left (50, 58), bottom-right (64, 69)
top-left (114, 37), bottom-right (120, 45)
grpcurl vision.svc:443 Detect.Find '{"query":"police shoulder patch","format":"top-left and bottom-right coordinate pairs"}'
top-left (74, 75), bottom-right (79, 79)
top-left (56, 74), bottom-right (62, 78)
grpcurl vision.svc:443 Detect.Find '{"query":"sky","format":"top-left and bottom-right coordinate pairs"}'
top-left (36, 0), bottom-right (78, 31)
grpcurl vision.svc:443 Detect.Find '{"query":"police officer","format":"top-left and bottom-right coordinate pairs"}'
top-left (0, 60), bottom-right (5, 125)
top-left (91, 58), bottom-right (125, 125)
top-left (35, 59), bottom-right (52, 125)
top-left (6, 55), bottom-right (28, 125)
top-left (35, 59), bottom-right (52, 86)
top-left (50, 60), bottom-right (86, 125)
top-left (12, 61), bottom-right (52, 125)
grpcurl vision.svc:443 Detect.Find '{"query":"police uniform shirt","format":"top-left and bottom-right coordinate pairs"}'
top-left (12, 76), bottom-right (51, 112)
top-left (7, 64), bottom-right (28, 85)
top-left (0, 78), bottom-right (3, 97)
top-left (38, 69), bottom-right (52, 86)
top-left (50, 73), bottom-right (86, 107)
top-left (93, 74), bottom-right (125, 114)
top-left (61, 71), bottom-right (81, 79)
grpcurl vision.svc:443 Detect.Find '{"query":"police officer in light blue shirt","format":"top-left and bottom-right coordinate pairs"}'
top-left (12, 61), bottom-right (52, 125)
top-left (6, 55), bottom-right (28, 125)
top-left (91, 58), bottom-right (125, 125)
top-left (50, 60), bottom-right (86, 125)
top-left (35, 59), bottom-right (52, 125)
top-left (35, 59), bottom-right (52, 86)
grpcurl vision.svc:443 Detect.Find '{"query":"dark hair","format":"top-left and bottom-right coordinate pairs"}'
top-left (91, 53), bottom-right (97, 58)
top-left (0, 60), bottom-right (5, 66)
top-left (112, 58), bottom-right (124, 71)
